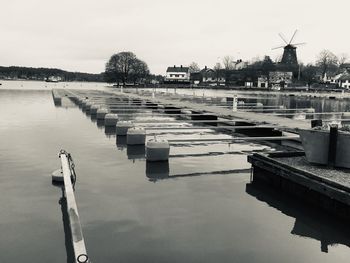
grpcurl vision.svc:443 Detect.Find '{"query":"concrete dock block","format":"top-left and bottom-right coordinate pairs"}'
top-left (96, 108), bottom-right (109, 120)
top-left (127, 127), bottom-right (146, 145)
top-left (104, 113), bottom-right (119, 126)
top-left (90, 104), bottom-right (100, 115)
top-left (116, 121), bottom-right (134, 136)
top-left (146, 139), bottom-right (170, 162)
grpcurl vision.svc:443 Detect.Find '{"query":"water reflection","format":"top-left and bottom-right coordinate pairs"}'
top-left (127, 145), bottom-right (145, 160)
top-left (51, 184), bottom-right (75, 263)
top-left (59, 98), bottom-right (76, 109)
top-left (146, 161), bottom-right (170, 182)
top-left (116, 135), bottom-right (127, 149)
top-left (96, 119), bottom-right (104, 128)
top-left (246, 181), bottom-right (350, 253)
top-left (90, 114), bottom-right (97, 122)
top-left (104, 126), bottom-right (116, 137)
top-left (53, 99), bottom-right (62, 107)
top-left (149, 88), bottom-right (350, 121)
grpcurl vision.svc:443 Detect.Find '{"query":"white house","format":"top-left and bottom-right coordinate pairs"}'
top-left (257, 76), bottom-right (268, 88)
top-left (234, 59), bottom-right (248, 70)
top-left (339, 73), bottom-right (350, 89)
top-left (323, 72), bottom-right (342, 84)
top-left (165, 65), bottom-right (190, 83)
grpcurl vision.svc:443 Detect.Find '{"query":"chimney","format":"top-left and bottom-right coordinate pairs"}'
top-left (174, 65), bottom-right (176, 68)
top-left (205, 66), bottom-right (207, 70)
top-left (181, 65), bottom-right (183, 68)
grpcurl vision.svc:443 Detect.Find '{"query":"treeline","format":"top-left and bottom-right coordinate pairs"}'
top-left (189, 50), bottom-right (350, 86)
top-left (0, 66), bottom-right (104, 82)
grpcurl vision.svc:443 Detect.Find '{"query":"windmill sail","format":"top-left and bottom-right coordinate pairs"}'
top-left (273, 30), bottom-right (305, 69)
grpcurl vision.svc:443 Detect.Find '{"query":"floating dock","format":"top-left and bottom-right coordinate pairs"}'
top-left (248, 151), bottom-right (350, 220)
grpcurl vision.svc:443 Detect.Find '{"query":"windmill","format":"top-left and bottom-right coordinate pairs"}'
top-left (272, 30), bottom-right (306, 68)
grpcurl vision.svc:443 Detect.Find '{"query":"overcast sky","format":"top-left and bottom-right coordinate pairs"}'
top-left (1, 0), bottom-right (349, 74)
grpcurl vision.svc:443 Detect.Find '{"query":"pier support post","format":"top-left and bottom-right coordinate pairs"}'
top-left (328, 125), bottom-right (338, 167)
top-left (232, 95), bottom-right (238, 112)
top-left (311, 119), bottom-right (323, 128)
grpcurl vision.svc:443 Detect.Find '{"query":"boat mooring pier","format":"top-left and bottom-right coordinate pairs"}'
top-left (248, 152), bottom-right (350, 220)
top-left (51, 87), bottom-right (350, 257)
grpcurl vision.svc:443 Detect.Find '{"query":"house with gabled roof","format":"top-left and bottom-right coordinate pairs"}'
top-left (339, 73), bottom-right (350, 89)
top-left (165, 65), bottom-right (190, 83)
top-left (199, 66), bottom-right (225, 85)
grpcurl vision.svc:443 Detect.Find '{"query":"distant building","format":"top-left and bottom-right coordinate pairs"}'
top-left (190, 72), bottom-right (202, 85)
top-left (245, 76), bottom-right (254, 88)
top-left (200, 66), bottom-right (225, 85)
top-left (339, 73), bottom-right (350, 89)
top-left (245, 81), bottom-right (254, 88)
top-left (165, 65), bottom-right (190, 83)
top-left (324, 72), bottom-right (342, 84)
top-left (189, 66), bottom-right (225, 86)
top-left (200, 66), bottom-right (216, 83)
top-left (234, 59), bottom-right (248, 70)
top-left (269, 71), bottom-right (293, 88)
top-left (257, 76), bottom-right (268, 88)
top-left (46, 76), bottom-right (62, 82)
top-left (340, 63), bottom-right (350, 71)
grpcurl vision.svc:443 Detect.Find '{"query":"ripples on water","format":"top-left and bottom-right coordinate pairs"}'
top-left (1, 81), bottom-right (350, 263)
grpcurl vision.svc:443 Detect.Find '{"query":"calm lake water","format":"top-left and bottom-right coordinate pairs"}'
top-left (141, 87), bottom-right (350, 121)
top-left (1, 81), bottom-right (350, 262)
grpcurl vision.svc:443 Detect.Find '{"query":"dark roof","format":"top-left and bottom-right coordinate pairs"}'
top-left (190, 72), bottom-right (202, 81)
top-left (166, 66), bottom-right (189, 73)
top-left (200, 67), bottom-right (215, 73)
top-left (340, 63), bottom-right (350, 69)
top-left (339, 73), bottom-right (350, 80)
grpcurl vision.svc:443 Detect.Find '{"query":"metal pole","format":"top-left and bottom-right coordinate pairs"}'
top-left (59, 151), bottom-right (89, 263)
top-left (167, 135), bottom-right (299, 143)
top-left (143, 125), bottom-right (280, 130)
top-left (232, 95), bottom-right (238, 112)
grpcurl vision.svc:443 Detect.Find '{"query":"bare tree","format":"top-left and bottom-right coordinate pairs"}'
top-left (222, 56), bottom-right (235, 70)
top-left (250, 56), bottom-right (261, 64)
top-left (338, 53), bottom-right (349, 67)
top-left (213, 62), bottom-right (222, 71)
top-left (316, 50), bottom-right (338, 79)
top-left (188, 62), bottom-right (200, 73)
top-left (214, 62), bottom-right (223, 85)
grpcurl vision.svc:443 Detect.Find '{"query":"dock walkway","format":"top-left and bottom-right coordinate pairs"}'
top-left (57, 88), bottom-right (310, 132)
top-left (110, 90), bottom-right (311, 132)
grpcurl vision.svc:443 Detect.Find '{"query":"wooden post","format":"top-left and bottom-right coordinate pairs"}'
top-left (311, 119), bottom-right (323, 128)
top-left (59, 151), bottom-right (89, 263)
top-left (328, 125), bottom-right (338, 167)
top-left (232, 95), bottom-right (238, 112)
